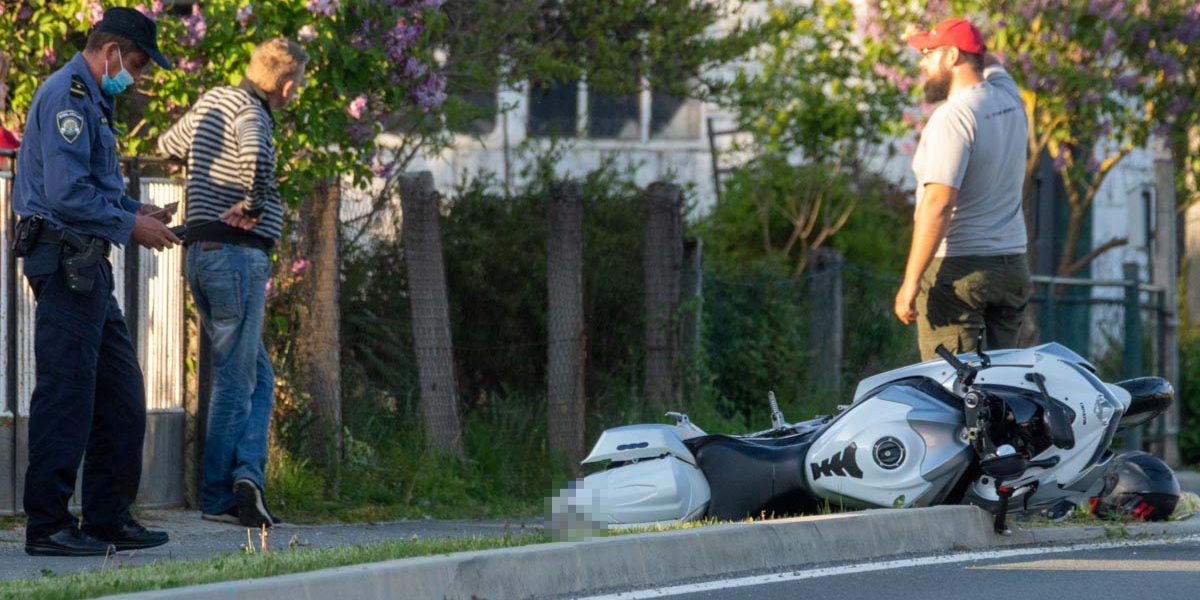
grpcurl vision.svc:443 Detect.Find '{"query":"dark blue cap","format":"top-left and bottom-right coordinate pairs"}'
top-left (95, 7), bottom-right (173, 70)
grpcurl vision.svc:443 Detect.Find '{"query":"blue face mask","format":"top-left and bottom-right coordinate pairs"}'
top-left (101, 49), bottom-right (135, 95)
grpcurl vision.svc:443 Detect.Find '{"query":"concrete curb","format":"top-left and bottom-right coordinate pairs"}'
top-left (107, 507), bottom-right (1200, 600)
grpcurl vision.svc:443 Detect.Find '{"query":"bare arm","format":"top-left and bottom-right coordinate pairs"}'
top-left (894, 183), bottom-right (958, 324)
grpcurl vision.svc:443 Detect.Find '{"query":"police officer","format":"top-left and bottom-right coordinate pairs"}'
top-left (13, 7), bottom-right (180, 556)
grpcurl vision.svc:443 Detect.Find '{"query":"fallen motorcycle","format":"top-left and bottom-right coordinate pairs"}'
top-left (549, 342), bottom-right (1179, 534)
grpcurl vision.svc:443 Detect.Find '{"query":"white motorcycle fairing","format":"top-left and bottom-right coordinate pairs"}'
top-left (553, 424), bottom-right (711, 527)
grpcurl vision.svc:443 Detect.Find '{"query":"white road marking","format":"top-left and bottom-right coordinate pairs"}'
top-left (571, 534), bottom-right (1200, 599)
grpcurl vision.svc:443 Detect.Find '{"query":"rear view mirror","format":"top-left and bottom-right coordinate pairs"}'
top-left (1115, 377), bottom-right (1173, 431)
top-left (1044, 402), bottom-right (1076, 450)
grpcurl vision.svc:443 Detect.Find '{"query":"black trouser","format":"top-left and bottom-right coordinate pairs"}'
top-left (22, 243), bottom-right (146, 539)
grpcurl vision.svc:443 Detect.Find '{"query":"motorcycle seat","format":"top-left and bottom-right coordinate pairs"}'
top-left (687, 433), bottom-right (822, 520)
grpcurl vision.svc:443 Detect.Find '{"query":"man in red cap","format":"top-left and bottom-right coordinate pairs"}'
top-left (893, 18), bottom-right (1032, 360)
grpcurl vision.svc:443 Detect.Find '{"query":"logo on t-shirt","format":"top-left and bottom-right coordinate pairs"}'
top-left (985, 106), bottom-right (1019, 120)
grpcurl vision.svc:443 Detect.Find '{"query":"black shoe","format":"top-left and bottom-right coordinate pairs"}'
top-left (234, 478), bottom-right (279, 527)
top-left (83, 520), bottom-right (170, 551)
top-left (25, 526), bottom-right (115, 557)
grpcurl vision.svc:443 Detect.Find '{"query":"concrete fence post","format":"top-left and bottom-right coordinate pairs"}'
top-left (399, 172), bottom-right (464, 457)
top-left (807, 248), bottom-right (844, 398)
top-left (643, 182), bottom-right (684, 412)
top-left (547, 181), bottom-right (587, 467)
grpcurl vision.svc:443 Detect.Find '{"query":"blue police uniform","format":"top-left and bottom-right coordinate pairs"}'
top-left (13, 52), bottom-right (148, 541)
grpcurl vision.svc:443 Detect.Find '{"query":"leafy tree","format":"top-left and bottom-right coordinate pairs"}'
top-left (859, 0), bottom-right (1200, 276)
top-left (707, 0), bottom-right (919, 275)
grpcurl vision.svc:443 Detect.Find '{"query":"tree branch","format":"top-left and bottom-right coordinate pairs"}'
top-left (1063, 236), bottom-right (1129, 277)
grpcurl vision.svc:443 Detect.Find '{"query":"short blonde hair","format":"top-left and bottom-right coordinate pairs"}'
top-left (245, 38), bottom-right (309, 93)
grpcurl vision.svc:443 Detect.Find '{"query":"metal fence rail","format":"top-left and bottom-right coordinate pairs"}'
top-left (0, 156), bottom-right (188, 515)
top-left (1029, 265), bottom-right (1176, 454)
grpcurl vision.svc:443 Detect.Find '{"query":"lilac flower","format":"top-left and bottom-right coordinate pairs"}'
top-left (1148, 47), bottom-right (1181, 79)
top-left (902, 111), bottom-right (921, 130)
top-left (40, 47), bottom-right (56, 66)
top-left (181, 4), bottom-right (207, 47)
top-left (18, 5), bottom-right (32, 20)
top-left (872, 63), bottom-right (914, 93)
top-left (152, 1), bottom-right (164, 17)
top-left (411, 72), bottom-right (446, 112)
top-left (290, 258), bottom-right (309, 275)
top-left (307, 0), bottom-right (339, 18)
top-left (177, 56), bottom-right (203, 73)
top-left (88, 1), bottom-right (105, 24)
top-left (347, 94), bottom-right (368, 119)
top-left (298, 24), bottom-right (318, 42)
top-left (237, 4), bottom-right (254, 27)
top-left (420, 0), bottom-right (447, 9)
top-left (1052, 152), bottom-right (1069, 171)
top-left (1101, 28), bottom-right (1117, 53)
top-left (349, 122), bottom-right (375, 144)
top-left (402, 57), bottom-right (428, 79)
top-left (1086, 154), bottom-right (1101, 175)
top-left (385, 18), bottom-right (426, 62)
top-left (923, 0), bottom-right (948, 18)
top-left (1113, 73), bottom-right (1141, 93)
top-left (899, 141), bottom-right (916, 156)
top-left (1167, 96), bottom-right (1191, 115)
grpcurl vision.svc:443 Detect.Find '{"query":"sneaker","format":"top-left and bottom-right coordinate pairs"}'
top-left (26, 526), bottom-right (115, 557)
top-left (83, 520), bottom-right (169, 551)
top-left (201, 506), bottom-right (242, 525)
top-left (234, 478), bottom-right (278, 528)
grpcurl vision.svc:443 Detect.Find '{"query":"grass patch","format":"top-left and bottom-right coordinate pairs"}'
top-left (1018, 503), bottom-right (1132, 528)
top-left (0, 515), bottom-right (24, 530)
top-left (1, 530), bottom-right (548, 600)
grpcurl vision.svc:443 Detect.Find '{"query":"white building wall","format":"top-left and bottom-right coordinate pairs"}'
top-left (347, 1), bottom-right (1163, 361)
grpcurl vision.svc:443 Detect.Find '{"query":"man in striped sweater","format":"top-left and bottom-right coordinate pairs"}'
top-left (158, 38), bottom-right (308, 528)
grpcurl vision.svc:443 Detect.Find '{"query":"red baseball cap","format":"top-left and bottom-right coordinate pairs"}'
top-left (907, 18), bottom-right (986, 55)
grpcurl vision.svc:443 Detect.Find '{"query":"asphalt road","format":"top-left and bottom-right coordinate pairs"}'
top-left (582, 538), bottom-right (1200, 600)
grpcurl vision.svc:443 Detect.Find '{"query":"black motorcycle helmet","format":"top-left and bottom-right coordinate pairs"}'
top-left (1090, 451), bottom-right (1180, 522)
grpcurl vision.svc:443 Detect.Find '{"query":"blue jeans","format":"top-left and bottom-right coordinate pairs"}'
top-left (187, 244), bottom-right (274, 515)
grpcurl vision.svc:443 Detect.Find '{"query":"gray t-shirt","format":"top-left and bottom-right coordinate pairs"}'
top-left (912, 65), bottom-right (1029, 257)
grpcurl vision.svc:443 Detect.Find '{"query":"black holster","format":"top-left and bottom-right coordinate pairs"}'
top-left (60, 231), bottom-right (103, 295)
top-left (12, 215), bottom-right (44, 258)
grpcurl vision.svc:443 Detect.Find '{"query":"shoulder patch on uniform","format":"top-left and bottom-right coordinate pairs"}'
top-left (57, 110), bottom-right (84, 144)
top-left (69, 75), bottom-right (88, 98)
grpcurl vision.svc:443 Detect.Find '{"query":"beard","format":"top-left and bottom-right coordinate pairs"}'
top-left (923, 70), bottom-right (951, 104)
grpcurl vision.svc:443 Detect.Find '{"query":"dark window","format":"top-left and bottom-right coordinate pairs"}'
top-left (447, 89), bottom-right (498, 136)
top-left (650, 93), bottom-right (700, 140)
top-left (528, 81), bottom-right (578, 137)
top-left (587, 92), bottom-right (639, 139)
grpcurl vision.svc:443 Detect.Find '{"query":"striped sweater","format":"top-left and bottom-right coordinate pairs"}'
top-left (157, 81), bottom-right (284, 243)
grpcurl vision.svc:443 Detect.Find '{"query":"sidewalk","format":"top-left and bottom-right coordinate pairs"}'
top-left (0, 509), bottom-right (541, 581)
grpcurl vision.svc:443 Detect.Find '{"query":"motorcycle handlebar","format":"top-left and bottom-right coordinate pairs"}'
top-left (935, 344), bottom-right (978, 386)
top-left (935, 344), bottom-right (965, 371)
